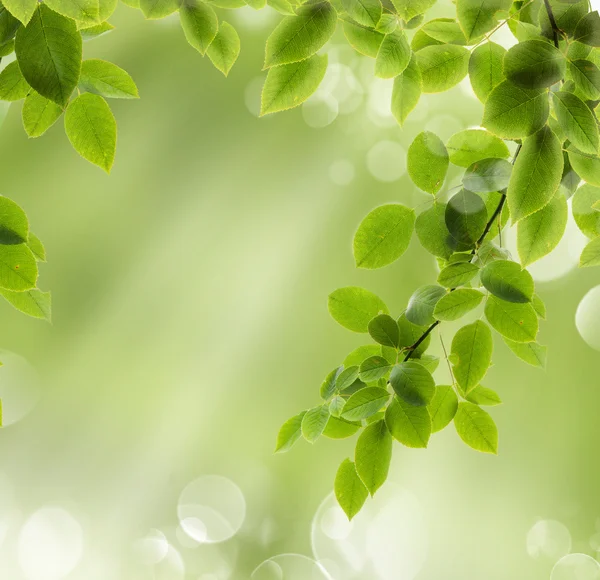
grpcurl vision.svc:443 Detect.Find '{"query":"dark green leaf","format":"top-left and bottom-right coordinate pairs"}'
top-left (391, 52), bottom-right (421, 126)
top-left (415, 203), bottom-right (453, 259)
top-left (462, 158), bottom-right (512, 193)
top-left (573, 10), bottom-right (600, 46)
top-left (503, 39), bottom-right (566, 88)
top-left (445, 189), bottom-right (488, 248)
top-left (0, 196), bottom-right (28, 244)
top-left (480, 259), bottom-right (534, 303)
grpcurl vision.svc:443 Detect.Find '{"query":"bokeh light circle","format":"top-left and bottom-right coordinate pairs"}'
top-left (18, 506), bottom-right (84, 580)
top-left (329, 159), bottom-right (355, 185)
top-left (0, 350), bottom-right (40, 426)
top-left (526, 519), bottom-right (572, 561)
top-left (132, 529), bottom-right (169, 565)
top-left (177, 475), bottom-right (246, 544)
top-left (302, 95), bottom-right (339, 128)
top-left (551, 554), bottom-right (600, 580)
top-left (251, 553), bottom-right (333, 579)
top-left (576, 285), bottom-right (600, 351)
top-left (366, 140), bottom-right (406, 182)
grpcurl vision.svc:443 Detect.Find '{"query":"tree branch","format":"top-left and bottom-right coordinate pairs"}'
top-left (543, 0), bottom-right (561, 48)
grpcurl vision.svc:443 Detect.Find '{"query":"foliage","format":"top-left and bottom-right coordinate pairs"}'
top-left (1, 0), bottom-right (600, 519)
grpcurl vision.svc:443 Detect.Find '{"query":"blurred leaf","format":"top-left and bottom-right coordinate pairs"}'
top-left (80, 22), bottom-right (115, 40)
top-left (385, 395), bottom-right (431, 447)
top-left (572, 184), bottom-right (600, 238)
top-left (422, 17), bottom-right (468, 44)
top-left (466, 385), bottom-right (502, 406)
top-left (454, 402), bottom-right (498, 453)
top-left (568, 59), bottom-right (600, 100)
top-left (573, 10), bottom-right (600, 46)
top-left (344, 345), bottom-right (381, 367)
top-left (391, 0), bottom-right (435, 22)
top-left (415, 203), bottom-right (453, 259)
top-left (580, 236), bottom-right (600, 267)
top-left (26, 233), bottom-right (46, 262)
top-left (0, 288), bottom-right (50, 320)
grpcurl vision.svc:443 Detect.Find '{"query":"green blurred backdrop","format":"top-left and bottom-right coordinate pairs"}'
top-left (0, 4), bottom-right (599, 579)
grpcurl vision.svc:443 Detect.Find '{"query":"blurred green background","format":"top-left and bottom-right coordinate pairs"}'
top-left (0, 3), bottom-right (599, 579)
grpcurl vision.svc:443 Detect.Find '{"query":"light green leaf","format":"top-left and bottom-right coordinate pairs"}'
top-left (466, 385), bottom-right (502, 405)
top-left (451, 320), bottom-right (493, 395)
top-left (411, 27), bottom-right (441, 51)
top-left (446, 128), bottom-right (509, 168)
top-left (353, 203), bottom-right (415, 269)
top-left (412, 353), bottom-right (439, 373)
top-left (335, 459), bottom-right (369, 520)
top-left (0, 288), bottom-right (50, 320)
top-left (457, 0), bottom-right (510, 42)
top-left (437, 261), bottom-right (479, 288)
top-left (44, 0), bottom-right (99, 25)
top-left (179, 0), bottom-right (218, 54)
top-left (336, 366), bottom-right (360, 392)
top-left (65, 93), bottom-right (116, 173)
top-left (0, 196), bottom-right (28, 244)
top-left (323, 416), bottom-right (361, 439)
top-left (484, 295), bottom-right (538, 342)
top-left (329, 395), bottom-right (345, 417)
top-left (375, 30), bottom-right (410, 79)
top-left (552, 91), bottom-right (599, 155)
top-left (0, 244), bottom-right (37, 291)
top-left (573, 10), bottom-right (600, 46)
top-left (79, 59), bottom-right (138, 99)
top-left (385, 395), bottom-right (431, 447)
top-left (375, 13), bottom-right (398, 33)
top-left (22, 91), bottom-right (63, 138)
top-left (573, 184), bottom-right (600, 239)
top-left (355, 419), bottom-right (392, 495)
top-left (507, 125), bottom-right (563, 222)
top-left (532, 293), bottom-right (546, 319)
top-left (421, 17), bottom-right (468, 44)
top-left (416, 44), bottom-right (469, 93)
top-left (503, 337), bottom-right (547, 367)
top-left (454, 401), bottom-right (498, 453)
top-left (368, 314), bottom-right (400, 348)
top-left (389, 361), bottom-right (435, 406)
top-left (445, 189), bottom-right (488, 249)
top-left (140, 0), bottom-right (179, 18)
top-left (407, 131), bottom-right (449, 194)
top-left (329, 286), bottom-right (388, 333)
top-left (397, 313), bottom-right (431, 356)
top-left (433, 288), bottom-right (484, 321)
top-left (503, 39), bottom-right (566, 89)
top-left (15, 4), bottom-right (82, 107)
top-left (260, 53), bottom-right (328, 116)
top-left (320, 366), bottom-right (343, 400)
top-left (468, 41), bottom-right (506, 103)
top-left (482, 81), bottom-right (549, 139)
top-left (275, 411), bottom-right (306, 452)
top-left (517, 192), bottom-right (568, 266)
top-left (80, 22), bottom-right (115, 41)
top-left (2, 0), bottom-right (37, 24)
top-left (301, 404), bottom-right (330, 442)
top-left (206, 21), bottom-right (240, 76)
top-left (406, 284), bottom-right (446, 326)
top-left (428, 385), bottom-right (458, 433)
top-left (391, 0), bottom-right (435, 21)
top-left (343, 0), bottom-right (381, 27)
top-left (462, 158), bottom-right (512, 193)
top-left (26, 233), bottom-right (46, 262)
top-left (580, 236), bottom-right (600, 267)
top-left (344, 345), bottom-right (381, 367)
top-left (264, 2), bottom-right (336, 68)
top-left (569, 59), bottom-right (600, 100)
top-left (342, 387), bottom-right (391, 421)
top-left (415, 203), bottom-right (453, 259)
top-left (567, 148), bottom-right (600, 187)
top-left (342, 19), bottom-right (384, 57)
top-left (359, 355), bottom-right (394, 382)
top-left (480, 259), bottom-right (534, 303)
top-left (267, 0), bottom-right (296, 14)
top-left (0, 60), bottom-right (29, 101)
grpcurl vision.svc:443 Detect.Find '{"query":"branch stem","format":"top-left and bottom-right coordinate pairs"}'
top-left (543, 0), bottom-right (561, 48)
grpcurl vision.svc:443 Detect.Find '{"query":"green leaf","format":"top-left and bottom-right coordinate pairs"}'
top-left (428, 385), bottom-right (458, 432)
top-left (551, 91), bottom-right (599, 155)
top-left (375, 13), bottom-right (398, 33)
top-left (421, 17), bottom-right (468, 45)
top-left (336, 366), bottom-right (360, 392)
top-left (342, 19), bottom-right (384, 58)
top-left (264, 2), bottom-right (336, 68)
top-left (328, 396), bottom-right (346, 417)
top-left (451, 320), bottom-right (493, 395)
top-left (437, 261), bottom-right (479, 288)
top-left (454, 401), bottom-right (498, 453)
top-left (480, 260), bottom-right (534, 303)
top-left (412, 353), bottom-right (439, 373)
top-left (301, 404), bottom-right (330, 442)
top-left (465, 385), bottom-right (502, 406)
top-left (532, 293), bottom-right (546, 319)
top-left (540, 0), bottom-right (588, 38)
top-left (482, 81), bottom-right (549, 139)
top-left (407, 131), bottom-right (449, 194)
top-left (15, 4), bottom-right (82, 107)
top-left (385, 395), bottom-right (431, 447)
top-left (572, 184), bottom-right (600, 238)
top-left (416, 44), bottom-right (469, 93)
top-left (503, 337), bottom-right (547, 367)
top-left (355, 419), bottom-right (392, 495)
top-left (80, 22), bottom-right (115, 41)
top-left (468, 41), bottom-right (506, 103)
top-left (0, 288), bottom-right (50, 320)
top-left (0, 196), bottom-right (28, 244)
top-left (433, 288), bottom-right (484, 321)
top-left (507, 126), bottom-right (563, 222)
top-left (359, 355), bottom-right (394, 382)
top-left (2, 0), bottom-right (37, 24)
top-left (462, 158), bottom-right (512, 193)
top-left (445, 189), bottom-right (488, 248)
top-left (503, 39), bottom-right (566, 89)
top-left (405, 284), bottom-right (446, 326)
top-left (329, 286), bottom-right (388, 333)
top-left (389, 361), bottom-right (435, 406)
top-left (567, 148), bottom-right (600, 187)
top-left (22, 91), bottom-right (63, 138)
top-left (323, 416), bottom-right (361, 439)
top-left (573, 10), bottom-right (600, 46)
top-left (353, 203), bottom-right (415, 269)
top-left (275, 411), bottom-right (306, 452)
top-left (260, 53), bottom-right (328, 116)
top-left (344, 345), bottom-right (381, 367)
top-left (391, 0), bottom-right (435, 21)
top-left (368, 314), bottom-right (400, 348)
top-left (517, 192), bottom-right (568, 266)
top-left (206, 21), bottom-right (240, 76)
top-left (79, 59), bottom-right (139, 99)
top-left (26, 233), bottom-right (46, 262)
top-left (0, 244), bottom-right (37, 291)
top-left (64, 93), bottom-right (116, 173)
top-left (397, 313), bottom-right (431, 356)
top-left (44, 0), bottom-right (99, 26)
top-left (415, 203), bottom-right (453, 259)
top-left (411, 27), bottom-right (441, 51)
top-left (267, 0), bottom-right (296, 14)
top-left (335, 459), bottom-right (369, 520)
top-left (580, 236), bottom-right (600, 267)
top-left (342, 387), bottom-right (391, 421)
top-left (375, 30), bottom-right (410, 79)
top-left (140, 0), bottom-right (179, 18)
top-left (484, 295), bottom-right (538, 342)
top-left (0, 60), bottom-right (29, 101)
top-left (569, 59), bottom-right (600, 100)
top-left (446, 128), bottom-right (509, 168)
top-left (457, 0), bottom-right (510, 42)
top-left (320, 366), bottom-right (343, 400)
top-left (343, 0), bottom-right (381, 27)
top-left (179, 0), bottom-right (218, 54)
